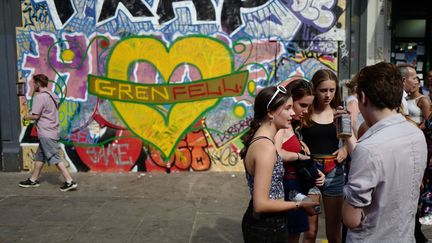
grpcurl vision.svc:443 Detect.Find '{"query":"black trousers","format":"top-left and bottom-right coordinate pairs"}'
top-left (241, 200), bottom-right (289, 243)
top-left (415, 210), bottom-right (427, 243)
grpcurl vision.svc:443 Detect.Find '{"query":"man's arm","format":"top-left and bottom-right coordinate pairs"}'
top-left (342, 145), bottom-right (376, 229)
top-left (25, 94), bottom-right (42, 121)
top-left (342, 199), bottom-right (364, 229)
top-left (24, 113), bottom-right (40, 121)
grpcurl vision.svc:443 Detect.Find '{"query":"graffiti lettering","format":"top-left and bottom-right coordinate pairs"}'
top-left (86, 143), bottom-right (133, 166)
top-left (148, 129), bottom-right (211, 171)
top-left (97, 0), bottom-right (153, 23)
top-left (284, 42), bottom-right (338, 70)
top-left (221, 0), bottom-right (270, 34)
top-left (214, 116), bottom-right (252, 144)
top-left (290, 0), bottom-right (336, 30)
top-left (209, 146), bottom-right (240, 167)
top-left (339, 41), bottom-right (349, 59)
top-left (157, 0), bottom-right (215, 24)
top-left (89, 71), bottom-right (248, 104)
top-left (38, 0), bottom-right (270, 34)
top-left (300, 50), bottom-right (323, 59)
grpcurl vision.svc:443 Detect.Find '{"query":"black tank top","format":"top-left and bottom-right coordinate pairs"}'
top-left (300, 121), bottom-right (339, 155)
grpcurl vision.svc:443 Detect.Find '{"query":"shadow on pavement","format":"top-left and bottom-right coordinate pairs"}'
top-left (191, 217), bottom-right (242, 243)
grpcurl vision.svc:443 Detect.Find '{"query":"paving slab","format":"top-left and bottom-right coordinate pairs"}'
top-left (0, 171), bottom-right (431, 242)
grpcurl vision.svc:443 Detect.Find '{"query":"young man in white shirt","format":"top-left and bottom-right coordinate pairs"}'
top-left (342, 62), bottom-right (427, 242)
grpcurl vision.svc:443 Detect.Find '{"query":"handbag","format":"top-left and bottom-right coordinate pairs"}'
top-left (21, 121), bottom-right (39, 143)
top-left (293, 158), bottom-right (318, 192)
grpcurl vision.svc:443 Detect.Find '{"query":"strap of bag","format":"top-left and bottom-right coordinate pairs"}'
top-left (42, 91), bottom-right (59, 110)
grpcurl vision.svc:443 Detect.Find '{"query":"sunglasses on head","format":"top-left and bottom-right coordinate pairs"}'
top-left (267, 85), bottom-right (287, 110)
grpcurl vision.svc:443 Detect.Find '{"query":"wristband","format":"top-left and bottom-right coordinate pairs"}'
top-left (297, 153), bottom-right (300, 160)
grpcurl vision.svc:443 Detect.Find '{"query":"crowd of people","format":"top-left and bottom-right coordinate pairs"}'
top-left (241, 62), bottom-right (432, 243)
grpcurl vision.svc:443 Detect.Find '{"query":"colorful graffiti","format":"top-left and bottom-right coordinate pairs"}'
top-left (17, 0), bottom-right (346, 172)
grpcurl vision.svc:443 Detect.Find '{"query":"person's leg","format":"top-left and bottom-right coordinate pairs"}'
top-left (56, 161), bottom-right (77, 191)
top-left (29, 161), bottom-right (44, 182)
top-left (44, 138), bottom-right (74, 183)
top-left (19, 145), bottom-right (45, 187)
top-left (30, 144), bottom-right (45, 181)
top-left (342, 223), bottom-right (347, 243)
top-left (303, 193), bottom-right (320, 243)
top-left (288, 233), bottom-right (300, 243)
top-left (322, 195), bottom-right (343, 243)
top-left (43, 138), bottom-right (77, 191)
top-left (56, 161), bottom-right (73, 182)
top-left (415, 209), bottom-right (427, 243)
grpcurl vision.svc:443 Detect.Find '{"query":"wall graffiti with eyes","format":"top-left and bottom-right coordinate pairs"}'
top-left (17, 0), bottom-right (346, 172)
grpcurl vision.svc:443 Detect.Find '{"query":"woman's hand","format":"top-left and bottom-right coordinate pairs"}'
top-left (315, 169), bottom-right (325, 187)
top-left (298, 153), bottom-right (311, 160)
top-left (300, 141), bottom-right (311, 155)
top-left (333, 146), bottom-right (347, 163)
top-left (299, 201), bottom-right (320, 216)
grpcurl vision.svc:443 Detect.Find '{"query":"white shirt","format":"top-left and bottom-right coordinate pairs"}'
top-left (407, 96), bottom-right (426, 124)
top-left (344, 113), bottom-right (427, 243)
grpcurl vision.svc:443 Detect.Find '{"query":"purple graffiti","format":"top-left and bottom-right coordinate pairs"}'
top-left (24, 33), bottom-right (90, 100)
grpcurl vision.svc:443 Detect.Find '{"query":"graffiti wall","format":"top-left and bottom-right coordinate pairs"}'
top-left (17, 0), bottom-right (346, 172)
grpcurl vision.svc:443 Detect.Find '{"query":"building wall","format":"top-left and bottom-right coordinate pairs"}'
top-left (16, 0), bottom-right (347, 172)
top-left (0, 0), bottom-right (22, 171)
top-left (366, 0), bottom-right (391, 65)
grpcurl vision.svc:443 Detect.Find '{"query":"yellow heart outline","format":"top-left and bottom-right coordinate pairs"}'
top-left (105, 35), bottom-right (236, 160)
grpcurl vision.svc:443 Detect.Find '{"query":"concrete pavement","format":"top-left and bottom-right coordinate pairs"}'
top-left (0, 172), bottom-right (430, 242)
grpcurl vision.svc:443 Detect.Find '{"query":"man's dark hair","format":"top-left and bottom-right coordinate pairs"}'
top-left (356, 62), bottom-right (402, 110)
top-left (33, 74), bottom-right (49, 87)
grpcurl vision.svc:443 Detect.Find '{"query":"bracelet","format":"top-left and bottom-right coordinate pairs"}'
top-left (295, 201), bottom-right (301, 208)
top-left (297, 153), bottom-right (300, 160)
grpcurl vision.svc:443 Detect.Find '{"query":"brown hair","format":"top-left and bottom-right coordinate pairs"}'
top-left (345, 73), bottom-right (359, 94)
top-left (240, 86), bottom-right (292, 159)
top-left (285, 79), bottom-right (313, 102)
top-left (285, 78), bottom-right (314, 131)
top-left (302, 69), bottom-right (340, 127)
top-left (357, 62), bottom-right (402, 110)
top-left (33, 74), bottom-right (49, 87)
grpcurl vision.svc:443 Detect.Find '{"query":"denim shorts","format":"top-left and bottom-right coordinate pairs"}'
top-left (321, 164), bottom-right (345, 197)
top-left (34, 137), bottom-right (62, 165)
top-left (308, 186), bottom-right (321, 195)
